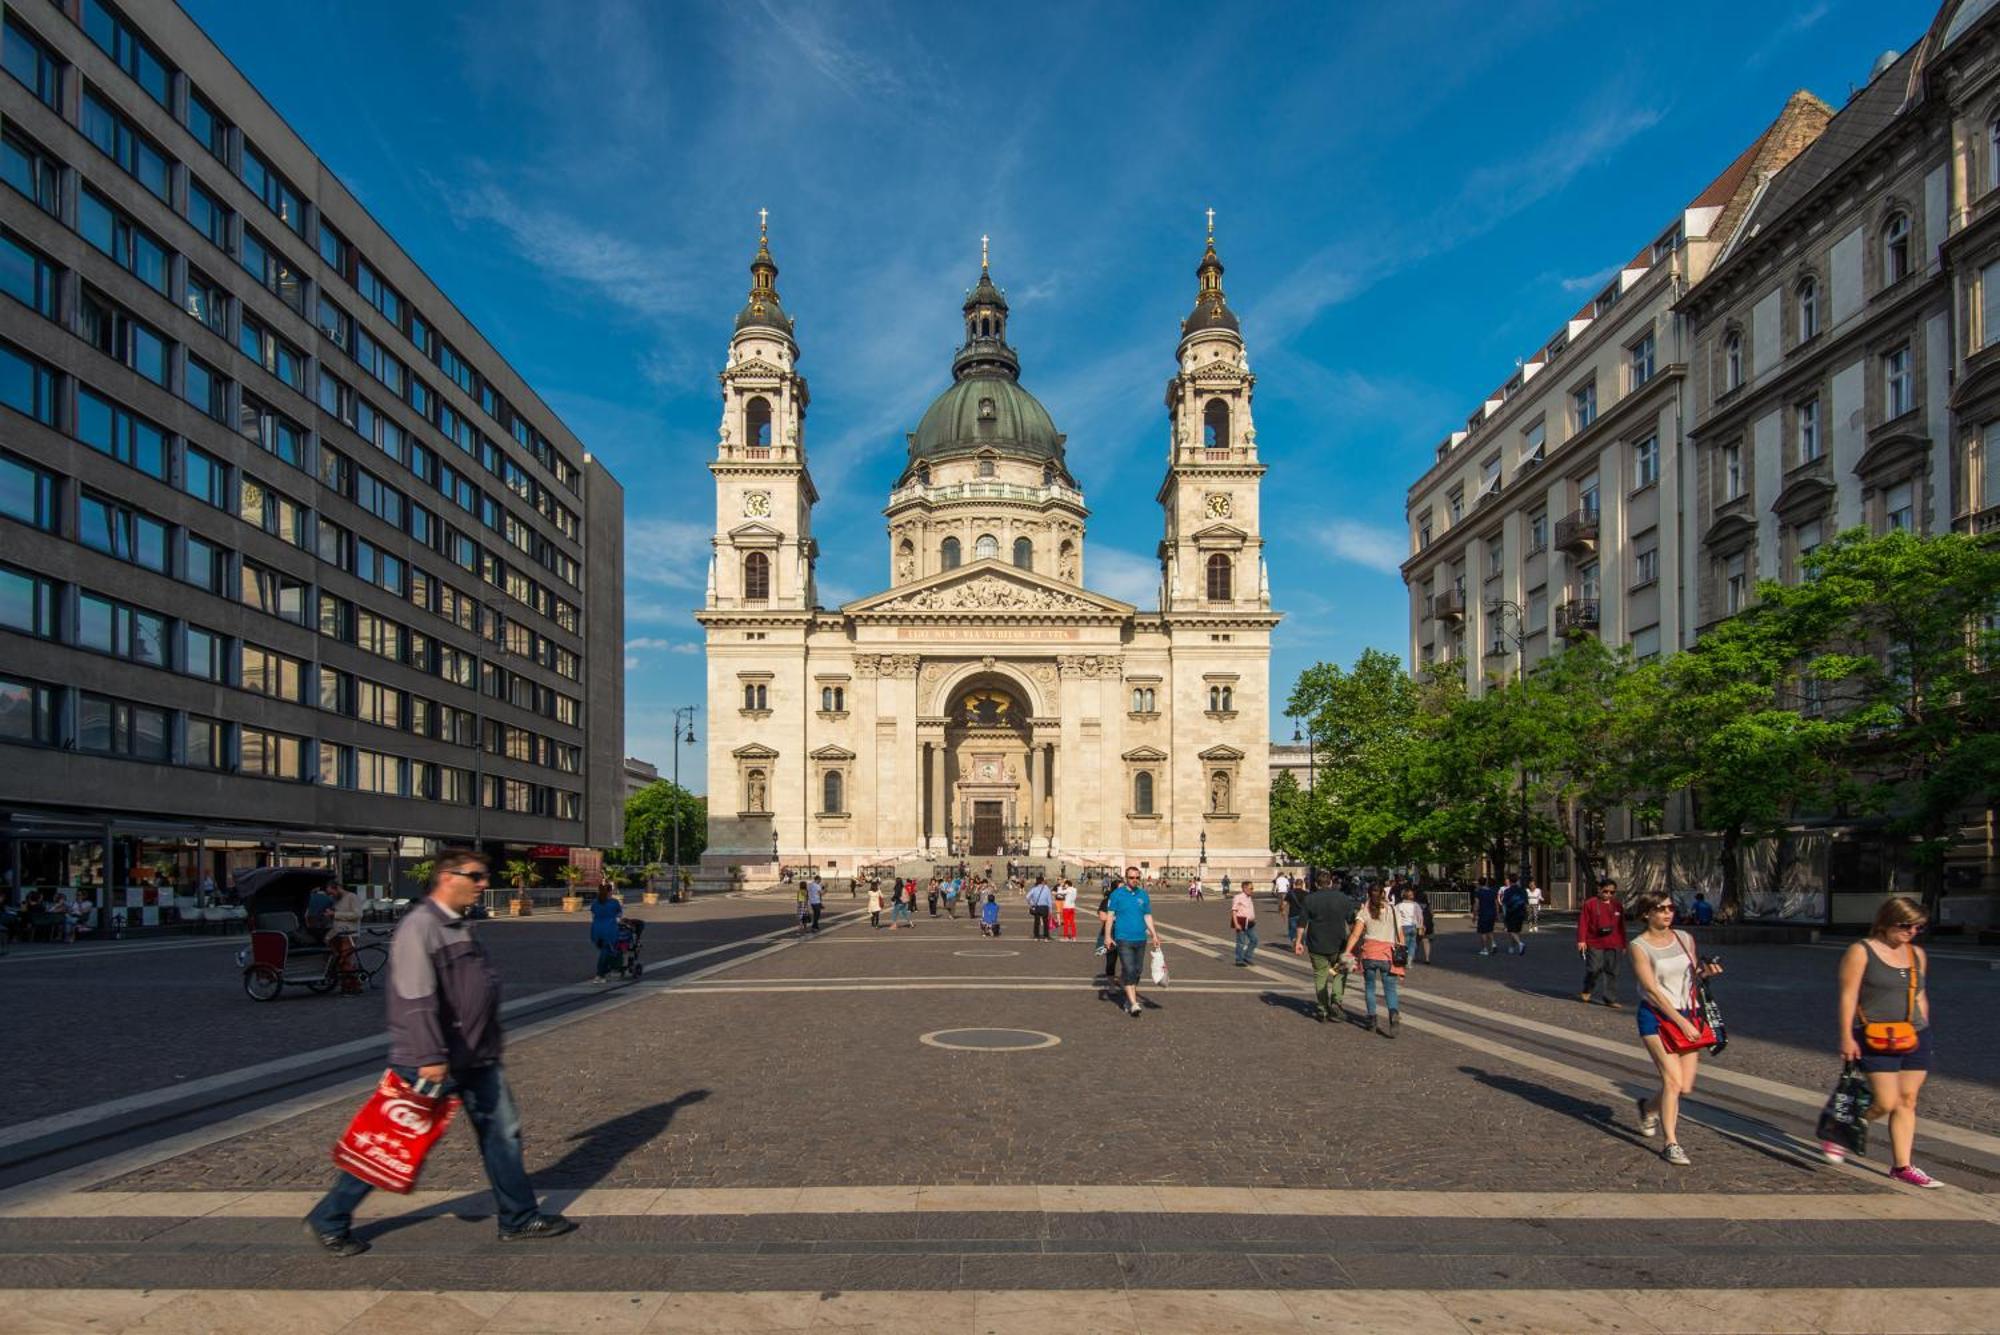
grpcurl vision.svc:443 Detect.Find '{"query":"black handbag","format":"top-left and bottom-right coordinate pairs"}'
top-left (1816, 1062), bottom-right (1872, 1153)
top-left (1390, 943), bottom-right (1410, 968)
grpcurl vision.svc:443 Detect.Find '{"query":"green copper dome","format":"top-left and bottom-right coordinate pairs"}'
top-left (903, 253), bottom-right (1068, 476)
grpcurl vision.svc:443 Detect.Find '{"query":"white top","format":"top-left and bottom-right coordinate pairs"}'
top-left (1274, 874), bottom-right (1291, 893)
top-left (1359, 906), bottom-right (1399, 944)
top-left (1395, 899), bottom-right (1423, 932)
top-left (1527, 885), bottom-right (1544, 905)
top-left (1060, 885), bottom-right (1077, 908)
top-left (1640, 931), bottom-right (1696, 1010)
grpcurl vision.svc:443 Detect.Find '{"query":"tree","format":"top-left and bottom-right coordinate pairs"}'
top-left (1285, 649), bottom-right (1428, 869)
top-left (1749, 529), bottom-right (2000, 909)
top-left (1413, 672), bottom-right (1538, 878)
top-left (623, 781), bottom-right (708, 867)
top-left (1509, 636), bottom-right (1642, 889)
top-left (503, 859), bottom-right (535, 893)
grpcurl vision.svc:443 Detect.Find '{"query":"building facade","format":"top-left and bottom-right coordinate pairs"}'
top-left (698, 224), bottom-right (1279, 881)
top-left (0, 0), bottom-right (623, 910)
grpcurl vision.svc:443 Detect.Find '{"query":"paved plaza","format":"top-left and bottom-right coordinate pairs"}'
top-left (2, 894), bottom-right (1997, 1332)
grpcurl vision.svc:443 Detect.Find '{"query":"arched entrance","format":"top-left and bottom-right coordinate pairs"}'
top-left (946, 678), bottom-right (1032, 856)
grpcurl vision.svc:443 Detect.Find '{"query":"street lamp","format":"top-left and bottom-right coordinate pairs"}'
top-left (1198, 829), bottom-right (1207, 884)
top-left (670, 706), bottom-right (697, 898)
top-left (1486, 599), bottom-right (1534, 891)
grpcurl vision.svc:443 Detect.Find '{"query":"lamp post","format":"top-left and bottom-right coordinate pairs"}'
top-left (1292, 718), bottom-right (1317, 888)
top-left (670, 706), bottom-right (697, 899)
top-left (1486, 599), bottom-right (1534, 890)
top-left (1198, 829), bottom-right (1207, 887)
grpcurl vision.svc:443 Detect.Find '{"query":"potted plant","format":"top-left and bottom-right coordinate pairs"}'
top-left (503, 859), bottom-right (535, 916)
top-left (639, 862), bottom-right (663, 905)
top-left (558, 863), bottom-right (585, 912)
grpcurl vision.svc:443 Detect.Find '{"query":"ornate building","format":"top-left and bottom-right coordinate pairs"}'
top-left (697, 220), bottom-right (1279, 879)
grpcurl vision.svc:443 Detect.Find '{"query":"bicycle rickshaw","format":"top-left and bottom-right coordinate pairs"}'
top-left (234, 867), bottom-right (388, 1001)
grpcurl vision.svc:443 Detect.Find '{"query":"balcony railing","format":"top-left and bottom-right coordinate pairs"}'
top-left (1554, 506), bottom-right (1600, 554)
top-left (1555, 598), bottom-right (1600, 637)
top-left (1430, 588), bottom-right (1467, 623)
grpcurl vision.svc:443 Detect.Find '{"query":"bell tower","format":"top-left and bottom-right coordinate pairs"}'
top-left (1158, 211), bottom-right (1268, 614)
top-left (708, 211), bottom-right (818, 611)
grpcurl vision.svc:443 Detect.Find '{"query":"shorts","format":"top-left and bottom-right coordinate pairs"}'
top-left (1476, 915), bottom-right (1497, 934)
top-left (1637, 1005), bottom-right (1700, 1038)
top-left (1503, 911), bottom-right (1525, 933)
top-left (1856, 1026), bottom-right (1933, 1073)
top-left (1114, 939), bottom-right (1147, 982)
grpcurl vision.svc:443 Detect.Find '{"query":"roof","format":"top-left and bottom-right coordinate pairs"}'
top-left (907, 373), bottom-right (1065, 470)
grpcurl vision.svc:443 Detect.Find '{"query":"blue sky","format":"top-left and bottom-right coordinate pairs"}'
top-left (184, 0), bottom-right (1934, 790)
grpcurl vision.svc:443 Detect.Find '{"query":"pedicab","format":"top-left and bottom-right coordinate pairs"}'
top-left (234, 867), bottom-right (387, 1001)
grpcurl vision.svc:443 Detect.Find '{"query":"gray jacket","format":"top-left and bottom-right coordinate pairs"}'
top-left (386, 899), bottom-right (504, 1070)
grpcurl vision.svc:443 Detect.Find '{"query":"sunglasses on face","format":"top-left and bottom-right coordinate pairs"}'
top-left (448, 868), bottom-right (491, 882)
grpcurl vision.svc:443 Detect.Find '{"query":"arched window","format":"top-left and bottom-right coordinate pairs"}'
top-left (742, 551), bottom-right (770, 601)
top-left (975, 534), bottom-right (999, 561)
top-left (941, 537), bottom-right (961, 570)
top-left (916, 463), bottom-right (930, 487)
top-left (1013, 537), bottom-right (1033, 570)
top-left (1042, 463), bottom-right (1055, 486)
top-left (744, 396), bottom-right (772, 449)
top-left (1797, 276), bottom-right (1820, 340)
top-left (1133, 771), bottom-right (1155, 816)
top-left (820, 686), bottom-right (834, 711)
top-left (1206, 552), bottom-right (1233, 601)
top-left (1724, 332), bottom-right (1743, 391)
top-left (1990, 118), bottom-right (2000, 195)
top-left (1883, 213), bottom-right (1911, 284)
top-left (822, 770), bottom-right (843, 814)
top-left (1203, 399), bottom-right (1230, 449)
top-left (742, 683), bottom-right (767, 711)
top-left (832, 686), bottom-right (844, 710)
top-left (1208, 685), bottom-right (1221, 712)
top-left (1221, 685), bottom-right (1234, 711)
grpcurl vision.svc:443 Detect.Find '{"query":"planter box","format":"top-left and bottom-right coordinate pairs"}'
top-left (561, 895), bottom-right (584, 912)
top-left (510, 897), bottom-right (533, 917)
top-left (641, 891), bottom-right (661, 905)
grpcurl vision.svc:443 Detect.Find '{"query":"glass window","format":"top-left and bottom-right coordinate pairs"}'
top-left (82, 0), bottom-right (172, 105)
top-left (184, 266), bottom-right (229, 335)
top-left (1884, 345), bottom-right (1914, 418)
top-left (0, 564), bottom-right (57, 637)
top-left (2, 127), bottom-right (62, 215)
top-left (186, 714), bottom-right (226, 769)
top-left (1632, 435), bottom-right (1659, 488)
top-left (79, 190), bottom-right (169, 295)
top-left (1883, 213), bottom-right (1911, 285)
top-left (78, 289), bottom-right (170, 385)
top-left (239, 726), bottom-right (304, 779)
top-left (1628, 332), bottom-right (1655, 388)
top-left (1634, 535), bottom-right (1659, 586)
top-left (239, 142), bottom-right (304, 234)
top-left (1722, 442), bottom-right (1744, 499)
top-left (79, 88), bottom-right (170, 202)
top-left (186, 178), bottom-right (232, 250)
top-left (1798, 277), bottom-right (1820, 341)
top-left (1885, 479), bottom-right (1915, 532)
top-left (184, 88), bottom-right (229, 160)
top-left (0, 341), bottom-right (57, 428)
top-left (1528, 511), bottom-right (1547, 552)
top-left (974, 534), bottom-right (999, 561)
top-left (1572, 380), bottom-right (1597, 430)
top-left (1798, 397), bottom-right (1822, 463)
top-left (184, 625), bottom-right (226, 681)
top-left (0, 675), bottom-right (56, 745)
top-left (75, 387), bottom-right (166, 478)
top-left (184, 355), bottom-right (227, 420)
top-left (0, 230), bottom-right (57, 326)
top-left (3, 16), bottom-right (64, 109)
top-left (239, 228), bottom-right (305, 314)
top-left (0, 448), bottom-right (58, 528)
top-left (318, 219), bottom-right (348, 273)
top-left (184, 532), bottom-right (226, 593)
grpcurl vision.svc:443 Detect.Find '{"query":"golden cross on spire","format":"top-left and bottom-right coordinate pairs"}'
top-left (980, 234), bottom-right (990, 275)
top-left (758, 207), bottom-right (768, 240)
top-left (1206, 207), bottom-right (1215, 242)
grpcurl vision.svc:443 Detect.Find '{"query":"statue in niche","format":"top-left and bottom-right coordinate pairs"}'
top-left (747, 770), bottom-right (767, 813)
top-left (1058, 547), bottom-right (1078, 581)
top-left (896, 553), bottom-right (914, 581)
top-left (1210, 770), bottom-right (1231, 814)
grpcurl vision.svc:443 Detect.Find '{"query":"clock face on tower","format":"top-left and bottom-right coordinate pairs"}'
top-left (1204, 492), bottom-right (1233, 519)
top-left (743, 490), bottom-right (772, 518)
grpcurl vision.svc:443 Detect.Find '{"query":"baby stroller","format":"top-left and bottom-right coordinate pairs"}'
top-left (611, 918), bottom-right (646, 979)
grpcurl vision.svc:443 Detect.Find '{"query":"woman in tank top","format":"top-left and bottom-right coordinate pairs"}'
top-left (1830, 895), bottom-right (1937, 1186)
top-left (1342, 884), bottom-right (1404, 1036)
top-left (1627, 891), bottom-right (1723, 1167)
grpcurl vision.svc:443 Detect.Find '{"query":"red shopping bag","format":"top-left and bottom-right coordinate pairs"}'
top-left (331, 1069), bottom-right (461, 1193)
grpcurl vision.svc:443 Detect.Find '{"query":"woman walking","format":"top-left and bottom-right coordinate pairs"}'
top-left (867, 881), bottom-right (884, 929)
top-left (1828, 897), bottom-right (1939, 1186)
top-left (1343, 884), bottom-right (1404, 1035)
top-left (1628, 891), bottom-right (1722, 1166)
top-left (590, 883), bottom-right (625, 983)
top-left (1395, 886), bottom-right (1427, 965)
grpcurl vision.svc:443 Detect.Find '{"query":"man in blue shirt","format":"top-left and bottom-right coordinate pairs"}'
top-left (1691, 891), bottom-right (1715, 926)
top-left (1474, 880), bottom-right (1501, 956)
top-left (1027, 876), bottom-right (1054, 940)
top-left (1100, 864), bottom-right (1158, 1017)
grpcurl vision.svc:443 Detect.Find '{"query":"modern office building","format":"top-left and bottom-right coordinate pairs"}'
top-left (0, 0), bottom-right (623, 913)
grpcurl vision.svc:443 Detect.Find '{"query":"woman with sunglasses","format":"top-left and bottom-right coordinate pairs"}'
top-left (1828, 896), bottom-right (1938, 1186)
top-left (1627, 891), bottom-right (1722, 1166)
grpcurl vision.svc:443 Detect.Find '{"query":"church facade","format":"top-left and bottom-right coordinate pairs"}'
top-left (697, 222), bottom-right (1279, 880)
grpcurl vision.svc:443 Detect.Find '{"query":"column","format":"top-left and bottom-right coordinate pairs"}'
top-left (1027, 747), bottom-right (1042, 844)
top-left (1042, 742), bottom-right (1056, 851)
top-left (929, 741), bottom-right (946, 854)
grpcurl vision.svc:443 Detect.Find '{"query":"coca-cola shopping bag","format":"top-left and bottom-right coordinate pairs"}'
top-left (331, 1069), bottom-right (462, 1193)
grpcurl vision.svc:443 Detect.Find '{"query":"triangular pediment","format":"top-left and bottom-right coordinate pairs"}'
top-left (1191, 522), bottom-right (1250, 545)
top-left (727, 357), bottom-right (790, 379)
top-left (1122, 745), bottom-right (1169, 762)
top-left (809, 744), bottom-right (856, 761)
top-left (727, 520), bottom-right (785, 545)
top-left (1199, 744), bottom-right (1246, 761)
top-left (844, 559), bottom-right (1134, 617)
top-left (732, 742), bottom-right (780, 759)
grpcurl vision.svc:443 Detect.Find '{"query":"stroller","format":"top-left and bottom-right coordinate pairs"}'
top-left (610, 918), bottom-right (646, 979)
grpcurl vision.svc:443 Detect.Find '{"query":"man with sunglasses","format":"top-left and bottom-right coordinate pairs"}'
top-left (305, 851), bottom-right (574, 1255)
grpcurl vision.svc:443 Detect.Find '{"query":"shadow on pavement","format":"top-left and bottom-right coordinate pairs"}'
top-left (1258, 991), bottom-right (1320, 1022)
top-left (538, 1089), bottom-right (713, 1188)
top-left (1459, 1065), bottom-right (1647, 1151)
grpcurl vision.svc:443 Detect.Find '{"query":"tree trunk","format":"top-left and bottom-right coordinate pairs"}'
top-left (1717, 824), bottom-right (1743, 923)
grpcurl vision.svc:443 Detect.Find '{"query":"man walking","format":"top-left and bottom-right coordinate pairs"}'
top-left (1473, 878), bottom-right (1501, 956)
top-left (1500, 876), bottom-right (1529, 955)
top-left (1230, 880), bottom-right (1259, 966)
top-left (1027, 875), bottom-right (1053, 941)
top-left (1576, 875), bottom-right (1627, 1007)
top-left (806, 874), bottom-right (824, 932)
top-left (305, 851), bottom-right (573, 1255)
top-left (1102, 864), bottom-right (1158, 1017)
top-left (1294, 873), bottom-right (1359, 1024)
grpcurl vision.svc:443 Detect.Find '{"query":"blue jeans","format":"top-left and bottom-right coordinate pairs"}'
top-left (1362, 959), bottom-right (1399, 1017)
top-left (307, 1062), bottom-right (540, 1235)
top-left (1233, 923), bottom-right (1259, 964)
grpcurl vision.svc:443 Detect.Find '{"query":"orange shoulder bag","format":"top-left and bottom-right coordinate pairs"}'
top-left (1859, 949), bottom-right (1920, 1054)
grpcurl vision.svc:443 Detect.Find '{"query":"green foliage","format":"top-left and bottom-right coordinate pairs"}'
top-left (502, 859), bottom-right (535, 893)
top-left (623, 781), bottom-right (708, 866)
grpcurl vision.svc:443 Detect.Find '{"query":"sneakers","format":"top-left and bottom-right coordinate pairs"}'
top-left (1636, 1098), bottom-right (1660, 1138)
top-left (1890, 1165), bottom-right (1941, 1189)
top-left (1128, 1002), bottom-right (1142, 1018)
top-left (1662, 1143), bottom-right (1691, 1167)
top-left (302, 1220), bottom-right (369, 1257)
top-left (1819, 1140), bottom-right (1847, 1165)
top-left (1477, 948), bottom-right (1492, 957)
top-left (498, 1213), bottom-right (577, 1241)
top-left (1578, 992), bottom-right (1593, 1004)
top-left (1517, 942), bottom-right (1528, 956)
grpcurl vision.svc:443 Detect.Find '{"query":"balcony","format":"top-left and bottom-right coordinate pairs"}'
top-left (1430, 588), bottom-right (1466, 624)
top-left (1555, 598), bottom-right (1600, 638)
top-left (1554, 506), bottom-right (1600, 555)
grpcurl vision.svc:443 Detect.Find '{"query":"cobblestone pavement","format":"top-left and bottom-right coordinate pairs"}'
top-left (2, 892), bottom-right (1996, 1319)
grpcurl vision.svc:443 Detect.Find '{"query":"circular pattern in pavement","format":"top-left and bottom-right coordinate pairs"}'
top-left (952, 949), bottom-right (1019, 958)
top-left (919, 1027), bottom-right (1062, 1052)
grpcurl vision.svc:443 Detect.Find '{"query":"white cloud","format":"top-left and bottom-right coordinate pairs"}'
top-left (1085, 546), bottom-right (1160, 608)
top-left (1317, 521), bottom-right (1407, 575)
top-left (625, 637), bottom-right (699, 654)
top-left (626, 518), bottom-right (713, 591)
top-left (624, 655), bottom-right (641, 671)
top-left (1559, 263), bottom-right (1621, 294)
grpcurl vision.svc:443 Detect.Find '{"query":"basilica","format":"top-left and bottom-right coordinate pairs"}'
top-left (696, 219), bottom-right (1280, 882)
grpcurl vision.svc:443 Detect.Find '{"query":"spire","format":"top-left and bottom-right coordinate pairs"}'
top-left (1181, 207), bottom-right (1240, 338)
top-left (955, 233), bottom-right (1019, 381)
top-left (735, 207), bottom-right (794, 336)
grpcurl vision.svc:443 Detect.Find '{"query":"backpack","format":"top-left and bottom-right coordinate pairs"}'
top-left (1503, 886), bottom-right (1527, 913)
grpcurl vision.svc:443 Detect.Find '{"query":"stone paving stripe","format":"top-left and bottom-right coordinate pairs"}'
top-left (0, 918), bottom-right (863, 1211)
top-left (1156, 921), bottom-right (2000, 1163)
top-left (0, 912), bottom-right (863, 1154)
top-left (2, 1186), bottom-right (1984, 1221)
top-left (4, 1286), bottom-right (1999, 1331)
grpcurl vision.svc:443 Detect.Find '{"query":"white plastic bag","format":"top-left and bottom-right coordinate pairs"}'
top-left (1149, 945), bottom-right (1169, 986)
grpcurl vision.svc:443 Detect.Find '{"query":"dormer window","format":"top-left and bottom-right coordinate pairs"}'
top-left (978, 397), bottom-right (997, 420)
top-left (978, 454), bottom-right (996, 477)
